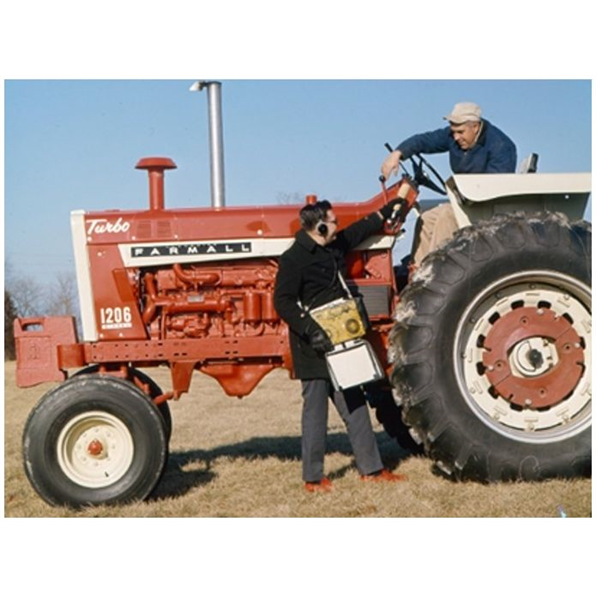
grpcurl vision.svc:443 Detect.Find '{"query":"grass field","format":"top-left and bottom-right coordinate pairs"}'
top-left (3, 362), bottom-right (591, 518)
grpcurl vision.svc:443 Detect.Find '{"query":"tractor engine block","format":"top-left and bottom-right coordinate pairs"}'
top-left (141, 260), bottom-right (281, 341)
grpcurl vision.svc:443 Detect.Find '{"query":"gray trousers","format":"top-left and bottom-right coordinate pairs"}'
top-left (301, 379), bottom-right (383, 482)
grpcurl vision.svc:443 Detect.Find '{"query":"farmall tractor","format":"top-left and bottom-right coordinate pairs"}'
top-left (15, 83), bottom-right (592, 507)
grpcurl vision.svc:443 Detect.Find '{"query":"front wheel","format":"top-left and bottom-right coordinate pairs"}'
top-left (23, 375), bottom-right (168, 507)
top-left (390, 213), bottom-right (591, 481)
top-left (73, 366), bottom-right (172, 443)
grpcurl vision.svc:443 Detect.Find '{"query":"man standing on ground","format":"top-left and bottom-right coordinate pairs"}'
top-left (274, 199), bottom-right (407, 492)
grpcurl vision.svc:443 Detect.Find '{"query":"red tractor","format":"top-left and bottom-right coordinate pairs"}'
top-left (15, 83), bottom-right (591, 507)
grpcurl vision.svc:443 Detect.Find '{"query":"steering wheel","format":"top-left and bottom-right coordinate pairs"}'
top-left (409, 154), bottom-right (447, 196)
top-left (383, 143), bottom-right (447, 196)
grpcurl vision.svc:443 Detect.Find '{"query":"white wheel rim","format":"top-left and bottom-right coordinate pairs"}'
top-left (454, 271), bottom-right (591, 443)
top-left (57, 411), bottom-right (135, 488)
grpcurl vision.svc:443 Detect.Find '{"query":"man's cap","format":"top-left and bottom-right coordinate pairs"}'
top-left (444, 102), bottom-right (482, 124)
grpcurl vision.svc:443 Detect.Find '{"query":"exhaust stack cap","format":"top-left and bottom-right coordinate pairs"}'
top-left (136, 157), bottom-right (177, 211)
top-left (189, 81), bottom-right (210, 92)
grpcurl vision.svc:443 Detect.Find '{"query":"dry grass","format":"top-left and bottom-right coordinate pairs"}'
top-left (3, 362), bottom-right (591, 518)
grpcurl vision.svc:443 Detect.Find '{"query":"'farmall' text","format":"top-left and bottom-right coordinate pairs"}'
top-left (131, 242), bottom-right (252, 257)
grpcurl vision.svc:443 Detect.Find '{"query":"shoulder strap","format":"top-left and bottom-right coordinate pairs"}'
top-left (337, 270), bottom-right (352, 298)
top-left (301, 258), bottom-right (352, 313)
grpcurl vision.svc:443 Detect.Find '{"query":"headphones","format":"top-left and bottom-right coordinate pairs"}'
top-left (299, 200), bottom-right (333, 238)
top-left (317, 221), bottom-right (329, 237)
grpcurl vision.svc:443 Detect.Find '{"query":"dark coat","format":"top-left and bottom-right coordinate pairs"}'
top-left (397, 119), bottom-right (517, 173)
top-left (274, 213), bottom-right (384, 379)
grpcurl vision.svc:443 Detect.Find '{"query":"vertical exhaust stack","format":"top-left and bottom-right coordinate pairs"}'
top-left (136, 157), bottom-right (178, 211)
top-left (190, 80), bottom-right (226, 208)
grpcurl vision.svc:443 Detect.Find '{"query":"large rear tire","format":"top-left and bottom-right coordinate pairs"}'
top-left (23, 375), bottom-right (168, 507)
top-left (390, 213), bottom-right (591, 481)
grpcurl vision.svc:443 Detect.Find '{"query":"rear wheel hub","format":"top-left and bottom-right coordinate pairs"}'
top-left (483, 307), bottom-right (584, 408)
top-left (455, 272), bottom-right (591, 440)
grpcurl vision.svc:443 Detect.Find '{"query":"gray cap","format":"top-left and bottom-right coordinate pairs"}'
top-left (444, 102), bottom-right (482, 124)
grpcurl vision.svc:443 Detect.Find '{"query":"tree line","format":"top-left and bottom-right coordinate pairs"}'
top-left (4, 267), bottom-right (80, 361)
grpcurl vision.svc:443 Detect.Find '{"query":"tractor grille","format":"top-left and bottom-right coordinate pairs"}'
top-left (136, 220), bottom-right (153, 239)
top-left (348, 283), bottom-right (391, 317)
top-left (156, 220), bottom-right (173, 238)
top-left (135, 220), bottom-right (173, 240)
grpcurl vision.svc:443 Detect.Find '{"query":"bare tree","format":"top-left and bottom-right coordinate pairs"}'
top-left (46, 271), bottom-right (79, 317)
top-left (276, 191), bottom-right (304, 205)
top-left (7, 275), bottom-right (45, 318)
top-left (4, 291), bottom-right (17, 360)
top-left (6, 263), bottom-right (81, 331)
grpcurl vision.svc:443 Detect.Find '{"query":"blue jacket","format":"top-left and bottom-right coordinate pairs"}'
top-left (397, 119), bottom-right (517, 173)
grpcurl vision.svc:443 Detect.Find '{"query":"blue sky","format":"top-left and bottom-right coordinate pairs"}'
top-left (4, 79), bottom-right (592, 285)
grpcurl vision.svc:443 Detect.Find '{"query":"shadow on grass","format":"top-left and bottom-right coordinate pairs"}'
top-left (151, 431), bottom-right (416, 501)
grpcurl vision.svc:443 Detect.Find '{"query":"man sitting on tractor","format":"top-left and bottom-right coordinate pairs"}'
top-left (381, 102), bottom-right (517, 265)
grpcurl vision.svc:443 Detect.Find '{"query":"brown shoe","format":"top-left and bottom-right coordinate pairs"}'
top-left (361, 468), bottom-right (407, 483)
top-left (305, 477), bottom-right (334, 493)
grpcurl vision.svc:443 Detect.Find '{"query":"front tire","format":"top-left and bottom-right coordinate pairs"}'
top-left (73, 366), bottom-right (172, 443)
top-left (23, 375), bottom-right (168, 507)
top-left (390, 213), bottom-right (591, 481)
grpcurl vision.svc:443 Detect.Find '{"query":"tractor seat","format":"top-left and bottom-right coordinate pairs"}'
top-left (518, 153), bottom-right (539, 174)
